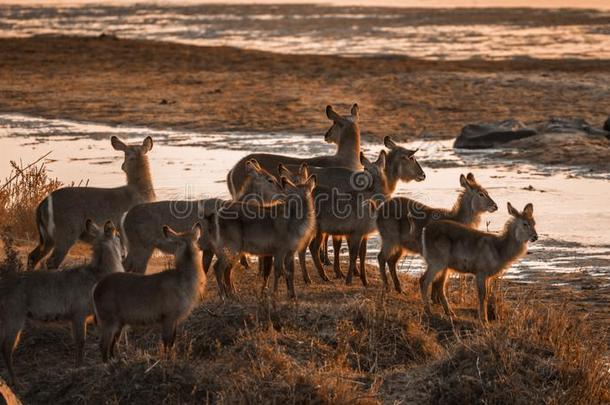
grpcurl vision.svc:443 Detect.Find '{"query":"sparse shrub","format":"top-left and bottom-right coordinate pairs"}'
top-left (0, 157), bottom-right (62, 239)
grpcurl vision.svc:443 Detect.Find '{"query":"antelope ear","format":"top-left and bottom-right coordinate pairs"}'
top-left (249, 159), bottom-right (262, 170)
top-left (406, 148), bottom-right (419, 158)
top-left (85, 219), bottom-right (98, 236)
top-left (466, 172), bottom-right (476, 182)
top-left (376, 150), bottom-right (387, 169)
top-left (326, 105), bottom-right (342, 122)
top-left (523, 203), bottom-right (534, 217)
top-left (460, 174), bottom-right (472, 189)
top-left (104, 220), bottom-right (116, 236)
top-left (163, 225), bottom-right (174, 238)
top-left (305, 174), bottom-right (317, 191)
top-left (192, 222), bottom-right (202, 240)
top-left (280, 176), bottom-right (294, 189)
top-left (277, 164), bottom-right (290, 178)
top-left (350, 103), bottom-right (359, 120)
top-left (142, 136), bottom-right (153, 153)
top-left (384, 136), bottom-right (398, 150)
top-left (111, 136), bottom-right (127, 151)
top-left (507, 202), bottom-right (519, 217)
top-left (360, 152), bottom-right (371, 167)
top-left (299, 163), bottom-right (309, 179)
top-left (245, 160), bottom-right (256, 173)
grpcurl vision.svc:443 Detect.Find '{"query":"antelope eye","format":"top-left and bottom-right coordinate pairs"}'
top-left (479, 192), bottom-right (485, 197)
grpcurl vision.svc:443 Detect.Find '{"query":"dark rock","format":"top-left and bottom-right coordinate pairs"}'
top-left (455, 117), bottom-right (610, 149)
top-left (454, 119), bottom-right (537, 149)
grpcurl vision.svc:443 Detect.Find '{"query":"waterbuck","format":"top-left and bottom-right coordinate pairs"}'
top-left (0, 220), bottom-right (123, 385)
top-left (315, 136), bottom-right (428, 277)
top-left (420, 202), bottom-right (538, 323)
top-left (376, 173), bottom-right (497, 293)
top-left (208, 175), bottom-right (317, 299)
top-left (28, 136), bottom-right (155, 270)
top-left (305, 150), bottom-right (391, 286)
top-left (282, 135), bottom-right (425, 275)
top-left (226, 104), bottom-right (362, 198)
top-left (92, 223), bottom-right (205, 362)
top-left (121, 159), bottom-right (284, 274)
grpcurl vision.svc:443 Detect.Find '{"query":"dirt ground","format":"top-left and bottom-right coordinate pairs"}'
top-left (1, 35), bottom-right (609, 147)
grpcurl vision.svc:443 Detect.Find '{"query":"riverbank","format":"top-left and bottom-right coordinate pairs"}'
top-left (1, 241), bottom-right (608, 403)
top-left (1, 36), bottom-right (609, 138)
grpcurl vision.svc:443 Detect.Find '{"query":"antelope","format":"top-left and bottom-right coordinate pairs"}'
top-left (28, 136), bottom-right (155, 270)
top-left (0, 220), bottom-right (123, 385)
top-left (376, 173), bottom-right (497, 293)
top-left (305, 151), bottom-right (390, 286)
top-left (92, 223), bottom-right (205, 362)
top-left (282, 135), bottom-right (425, 275)
top-left (420, 202), bottom-right (538, 323)
top-left (121, 159), bottom-right (284, 274)
top-left (207, 175), bottom-right (317, 299)
top-left (226, 104), bottom-right (362, 199)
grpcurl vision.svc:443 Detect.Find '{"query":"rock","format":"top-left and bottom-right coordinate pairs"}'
top-left (454, 119), bottom-right (537, 149)
top-left (455, 117), bottom-right (610, 149)
top-left (604, 117), bottom-right (610, 133)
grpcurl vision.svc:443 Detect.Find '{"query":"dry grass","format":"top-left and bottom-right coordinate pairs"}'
top-left (0, 157), bottom-right (62, 239)
top-left (0, 251), bottom-right (606, 404)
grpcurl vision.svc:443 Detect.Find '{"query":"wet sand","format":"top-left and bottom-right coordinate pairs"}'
top-left (0, 36), bottom-right (609, 171)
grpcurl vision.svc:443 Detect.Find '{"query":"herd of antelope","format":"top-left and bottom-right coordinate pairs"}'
top-left (0, 104), bottom-right (538, 385)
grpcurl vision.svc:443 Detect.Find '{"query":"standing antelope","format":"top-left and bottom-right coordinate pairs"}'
top-left (0, 220), bottom-right (123, 385)
top-left (226, 104), bottom-right (362, 199)
top-left (92, 223), bottom-right (205, 362)
top-left (376, 173), bottom-right (497, 293)
top-left (208, 175), bottom-right (317, 299)
top-left (304, 151), bottom-right (391, 286)
top-left (420, 203), bottom-right (538, 323)
top-left (121, 159), bottom-right (284, 274)
top-left (282, 135), bottom-right (426, 277)
top-left (28, 136), bottom-right (155, 270)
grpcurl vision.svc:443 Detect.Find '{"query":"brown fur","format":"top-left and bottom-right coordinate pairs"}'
top-left (92, 223), bottom-right (205, 362)
top-left (208, 175), bottom-right (317, 299)
top-left (376, 173), bottom-right (497, 293)
top-left (121, 159), bottom-right (283, 274)
top-left (420, 202), bottom-right (538, 323)
top-left (0, 220), bottom-right (123, 385)
top-left (28, 136), bottom-right (155, 270)
top-left (226, 104), bottom-right (362, 198)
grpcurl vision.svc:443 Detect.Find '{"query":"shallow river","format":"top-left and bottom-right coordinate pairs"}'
top-left (1, 3), bottom-right (610, 60)
top-left (1, 113), bottom-right (609, 280)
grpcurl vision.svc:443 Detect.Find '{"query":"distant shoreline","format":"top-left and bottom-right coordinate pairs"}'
top-left (0, 35), bottom-right (608, 170)
top-left (2, 1), bottom-right (610, 10)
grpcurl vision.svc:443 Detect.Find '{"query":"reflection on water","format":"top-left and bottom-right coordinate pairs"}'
top-left (1, 113), bottom-right (609, 278)
top-left (1, 4), bottom-right (610, 60)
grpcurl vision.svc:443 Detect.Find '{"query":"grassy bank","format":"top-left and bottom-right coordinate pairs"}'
top-left (0, 240), bottom-right (608, 403)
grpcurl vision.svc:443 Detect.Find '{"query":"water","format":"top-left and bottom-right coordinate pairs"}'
top-left (1, 3), bottom-right (610, 60)
top-left (1, 113), bottom-right (609, 280)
